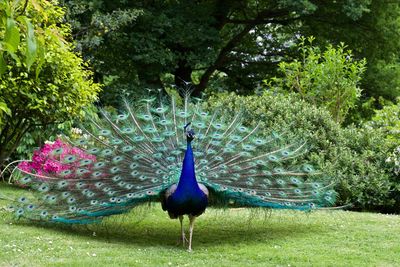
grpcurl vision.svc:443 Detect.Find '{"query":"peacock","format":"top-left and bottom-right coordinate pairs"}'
top-left (4, 91), bottom-right (335, 251)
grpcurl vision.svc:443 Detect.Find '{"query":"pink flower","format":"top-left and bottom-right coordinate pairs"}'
top-left (18, 138), bottom-right (96, 180)
top-left (43, 159), bottom-right (61, 173)
top-left (18, 161), bottom-right (32, 173)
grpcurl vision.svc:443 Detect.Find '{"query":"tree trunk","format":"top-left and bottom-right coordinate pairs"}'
top-left (0, 122), bottom-right (31, 171)
top-left (174, 58), bottom-right (200, 98)
top-left (174, 59), bottom-right (193, 88)
top-left (0, 149), bottom-right (8, 170)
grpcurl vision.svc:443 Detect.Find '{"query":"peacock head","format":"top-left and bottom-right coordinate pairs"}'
top-left (184, 122), bottom-right (195, 142)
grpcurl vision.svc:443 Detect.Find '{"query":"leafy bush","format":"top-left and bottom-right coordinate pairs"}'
top-left (326, 126), bottom-right (396, 212)
top-left (14, 122), bottom-right (73, 161)
top-left (386, 146), bottom-right (400, 176)
top-left (266, 37), bottom-right (366, 124)
top-left (368, 99), bottom-right (400, 146)
top-left (205, 92), bottom-right (398, 212)
top-left (368, 99), bottom-right (400, 187)
top-left (0, 0), bottom-right (101, 168)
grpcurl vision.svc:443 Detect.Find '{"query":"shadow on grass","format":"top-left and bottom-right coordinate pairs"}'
top-left (1, 183), bottom-right (332, 249)
top-left (5, 209), bottom-right (330, 250)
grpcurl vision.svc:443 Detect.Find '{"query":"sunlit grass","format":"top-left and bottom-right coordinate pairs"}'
top-left (1, 183), bottom-right (400, 266)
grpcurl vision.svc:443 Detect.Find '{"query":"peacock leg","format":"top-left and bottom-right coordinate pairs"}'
top-left (178, 215), bottom-right (188, 247)
top-left (188, 215), bottom-right (196, 252)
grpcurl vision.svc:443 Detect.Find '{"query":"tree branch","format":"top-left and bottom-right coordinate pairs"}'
top-left (18, 0), bottom-right (29, 16)
top-left (225, 9), bottom-right (293, 25)
top-left (195, 8), bottom-right (292, 94)
top-left (195, 24), bottom-right (253, 95)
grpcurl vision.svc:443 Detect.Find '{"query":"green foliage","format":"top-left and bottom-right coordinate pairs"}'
top-left (368, 99), bottom-right (400, 145)
top-left (367, 100), bottom-right (400, 181)
top-left (344, 96), bottom-right (377, 125)
top-left (386, 146), bottom-right (400, 177)
top-left (0, 0), bottom-right (101, 167)
top-left (0, 98), bottom-right (11, 124)
top-left (363, 60), bottom-right (400, 101)
top-left (59, 0), bottom-right (397, 103)
top-left (14, 122), bottom-right (72, 160)
top-left (267, 37), bottom-right (366, 123)
top-left (324, 126), bottom-right (396, 211)
top-left (205, 92), bottom-right (397, 212)
top-left (0, 0), bottom-right (41, 74)
top-left (13, 103), bottom-right (100, 163)
top-left (304, 1), bottom-right (400, 101)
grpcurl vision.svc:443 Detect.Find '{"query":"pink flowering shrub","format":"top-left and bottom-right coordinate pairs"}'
top-left (18, 138), bottom-right (95, 179)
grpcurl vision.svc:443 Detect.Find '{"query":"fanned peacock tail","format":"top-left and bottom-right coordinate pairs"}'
top-left (6, 91), bottom-right (336, 224)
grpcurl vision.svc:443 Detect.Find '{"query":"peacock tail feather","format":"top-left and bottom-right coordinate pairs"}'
top-left (6, 92), bottom-right (336, 224)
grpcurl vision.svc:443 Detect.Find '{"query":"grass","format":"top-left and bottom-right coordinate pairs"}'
top-left (1, 183), bottom-right (400, 267)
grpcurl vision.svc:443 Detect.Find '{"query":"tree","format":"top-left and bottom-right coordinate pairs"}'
top-left (0, 0), bottom-right (101, 168)
top-left (302, 1), bottom-right (400, 101)
top-left (61, 0), bottom-right (400, 104)
top-left (268, 37), bottom-right (366, 124)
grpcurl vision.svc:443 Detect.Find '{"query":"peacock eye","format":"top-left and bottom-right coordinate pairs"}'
top-left (11, 94), bottom-right (335, 231)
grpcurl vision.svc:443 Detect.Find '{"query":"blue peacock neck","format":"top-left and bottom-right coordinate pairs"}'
top-left (176, 140), bottom-right (200, 192)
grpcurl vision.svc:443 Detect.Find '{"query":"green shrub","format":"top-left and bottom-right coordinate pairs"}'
top-left (367, 99), bottom-right (400, 194)
top-left (0, 0), bottom-right (101, 168)
top-left (368, 99), bottom-right (400, 146)
top-left (266, 37), bottom-right (366, 124)
top-left (206, 92), bottom-right (397, 212)
top-left (386, 146), bottom-right (400, 176)
top-left (326, 126), bottom-right (396, 212)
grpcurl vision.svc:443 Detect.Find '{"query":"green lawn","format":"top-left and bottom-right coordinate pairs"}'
top-left (1, 183), bottom-right (399, 267)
